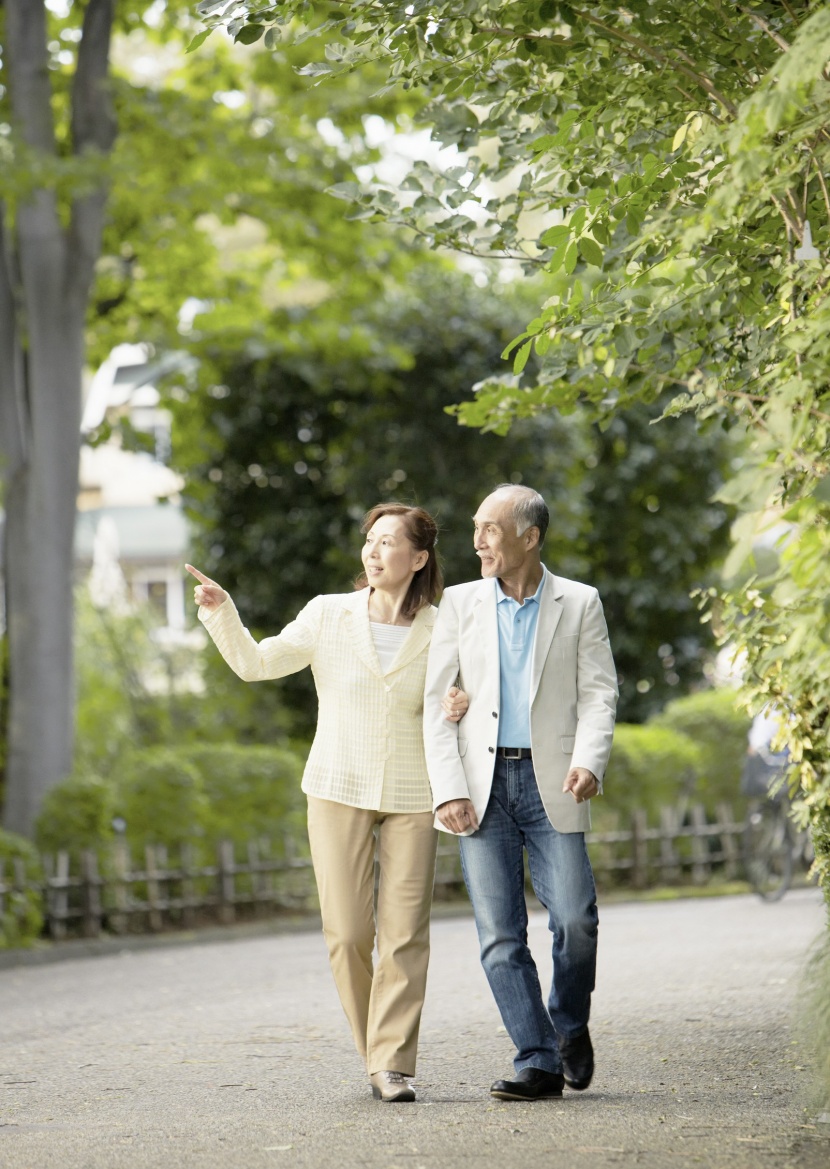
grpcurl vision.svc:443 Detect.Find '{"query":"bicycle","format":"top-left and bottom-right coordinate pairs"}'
top-left (743, 743), bottom-right (813, 897)
top-left (743, 797), bottom-right (796, 901)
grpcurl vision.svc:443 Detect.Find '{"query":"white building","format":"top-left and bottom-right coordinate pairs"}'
top-left (75, 343), bottom-right (194, 631)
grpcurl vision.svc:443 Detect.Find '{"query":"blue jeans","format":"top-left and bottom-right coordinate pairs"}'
top-left (459, 756), bottom-right (598, 1074)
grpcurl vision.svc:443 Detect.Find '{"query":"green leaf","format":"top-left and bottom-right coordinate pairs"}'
top-left (501, 331), bottom-right (532, 360)
top-left (236, 23), bottom-right (265, 45)
top-left (578, 236), bottom-right (604, 267)
top-left (326, 182), bottom-right (362, 202)
top-left (513, 339), bottom-right (533, 374)
top-left (672, 122), bottom-right (689, 151)
top-left (540, 224), bottom-right (571, 247)
top-left (185, 29), bottom-right (212, 54)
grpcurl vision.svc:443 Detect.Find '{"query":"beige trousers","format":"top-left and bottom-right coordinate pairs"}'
top-left (306, 796), bottom-right (438, 1077)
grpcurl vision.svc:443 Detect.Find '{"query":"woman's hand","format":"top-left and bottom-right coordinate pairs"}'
top-left (441, 686), bottom-right (469, 723)
top-left (185, 564), bottom-right (229, 611)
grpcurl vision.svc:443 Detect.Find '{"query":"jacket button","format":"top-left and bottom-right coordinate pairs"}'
top-left (488, 746), bottom-right (495, 753)
top-left (492, 711), bottom-right (497, 718)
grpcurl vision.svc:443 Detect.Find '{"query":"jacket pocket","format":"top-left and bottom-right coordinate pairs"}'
top-left (560, 735), bottom-right (576, 753)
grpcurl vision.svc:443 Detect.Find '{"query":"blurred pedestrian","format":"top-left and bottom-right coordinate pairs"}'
top-left (423, 484), bottom-right (617, 1101)
top-left (187, 503), bottom-right (466, 1103)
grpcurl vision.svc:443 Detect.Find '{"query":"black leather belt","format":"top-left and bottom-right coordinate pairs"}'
top-left (497, 747), bottom-right (532, 760)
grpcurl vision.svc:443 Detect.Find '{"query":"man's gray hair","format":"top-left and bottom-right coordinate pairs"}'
top-left (494, 484), bottom-right (550, 546)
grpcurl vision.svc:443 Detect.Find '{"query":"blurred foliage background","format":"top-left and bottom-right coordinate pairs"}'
top-left (0, 2), bottom-right (773, 947)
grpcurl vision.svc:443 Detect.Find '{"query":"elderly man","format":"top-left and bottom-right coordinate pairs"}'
top-left (424, 485), bottom-right (617, 1101)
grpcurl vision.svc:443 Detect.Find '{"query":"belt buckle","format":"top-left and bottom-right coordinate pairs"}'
top-left (502, 747), bottom-right (522, 760)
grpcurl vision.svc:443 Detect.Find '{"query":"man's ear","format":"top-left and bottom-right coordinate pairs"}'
top-left (524, 526), bottom-right (541, 550)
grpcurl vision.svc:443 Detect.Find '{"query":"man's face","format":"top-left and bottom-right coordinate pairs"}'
top-left (472, 491), bottom-right (535, 580)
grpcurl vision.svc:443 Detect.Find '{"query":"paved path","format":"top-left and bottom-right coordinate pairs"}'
top-left (1, 890), bottom-right (828, 1169)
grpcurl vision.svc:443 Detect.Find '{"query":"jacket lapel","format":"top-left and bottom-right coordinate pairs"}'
top-left (341, 589), bottom-right (382, 677)
top-left (530, 568), bottom-right (564, 704)
top-left (474, 578), bottom-right (501, 679)
top-left (386, 605), bottom-right (435, 675)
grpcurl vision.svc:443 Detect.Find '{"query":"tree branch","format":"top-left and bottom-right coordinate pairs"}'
top-left (560, 9), bottom-right (740, 118)
top-left (67, 0), bottom-right (116, 316)
top-left (0, 209), bottom-right (28, 479)
top-left (807, 142), bottom-right (830, 223)
top-left (71, 0), bottom-right (117, 156)
top-left (4, 0), bottom-right (56, 154)
top-left (735, 5), bottom-right (792, 53)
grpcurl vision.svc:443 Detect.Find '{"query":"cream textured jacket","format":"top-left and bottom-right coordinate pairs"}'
top-left (423, 568), bottom-right (618, 834)
top-left (199, 589), bottom-right (436, 813)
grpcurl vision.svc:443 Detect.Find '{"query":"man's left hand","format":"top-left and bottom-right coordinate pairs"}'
top-left (563, 767), bottom-right (599, 804)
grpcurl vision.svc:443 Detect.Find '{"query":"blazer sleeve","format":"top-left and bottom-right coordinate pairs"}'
top-left (572, 588), bottom-right (618, 784)
top-left (198, 594), bottom-right (322, 682)
top-left (423, 590), bottom-right (473, 808)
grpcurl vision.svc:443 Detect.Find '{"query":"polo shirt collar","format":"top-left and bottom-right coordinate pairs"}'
top-left (495, 573), bottom-right (545, 606)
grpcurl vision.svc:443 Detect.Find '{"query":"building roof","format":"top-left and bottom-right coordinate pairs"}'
top-left (74, 505), bottom-right (190, 563)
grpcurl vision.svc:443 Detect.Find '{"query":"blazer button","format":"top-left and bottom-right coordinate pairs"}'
top-left (492, 711), bottom-right (497, 718)
top-left (488, 746), bottom-right (495, 753)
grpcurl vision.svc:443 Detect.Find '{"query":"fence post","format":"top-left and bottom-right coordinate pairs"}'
top-left (218, 840), bottom-right (236, 925)
top-left (716, 801), bottom-right (741, 880)
top-left (109, 839), bottom-right (130, 935)
top-left (145, 845), bottom-right (164, 932)
top-left (80, 850), bottom-right (102, 938)
top-left (49, 851), bottom-right (71, 940)
top-left (180, 843), bottom-right (197, 930)
top-left (630, 808), bottom-right (649, 890)
top-left (658, 806), bottom-right (681, 885)
top-left (689, 804), bottom-right (709, 885)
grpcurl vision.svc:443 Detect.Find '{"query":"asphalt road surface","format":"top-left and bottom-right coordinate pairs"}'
top-left (1, 889), bottom-right (828, 1169)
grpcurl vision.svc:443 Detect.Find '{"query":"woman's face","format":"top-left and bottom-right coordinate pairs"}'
top-left (362, 515), bottom-right (427, 594)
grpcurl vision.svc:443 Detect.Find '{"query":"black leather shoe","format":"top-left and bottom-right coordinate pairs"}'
top-left (490, 1067), bottom-right (564, 1101)
top-left (558, 1028), bottom-right (594, 1090)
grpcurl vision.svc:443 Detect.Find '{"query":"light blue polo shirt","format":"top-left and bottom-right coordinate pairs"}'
top-left (496, 573), bottom-right (544, 748)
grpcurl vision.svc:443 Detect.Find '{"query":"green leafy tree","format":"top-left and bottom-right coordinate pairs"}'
top-left (0, 0), bottom-right (417, 833)
top-left (202, 1), bottom-right (830, 903)
top-left (172, 265), bottom-right (732, 729)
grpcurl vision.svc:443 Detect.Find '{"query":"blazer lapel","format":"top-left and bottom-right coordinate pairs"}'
top-left (474, 578), bottom-right (500, 679)
top-left (386, 605), bottom-right (435, 675)
top-left (530, 568), bottom-right (564, 704)
top-left (341, 589), bottom-right (382, 677)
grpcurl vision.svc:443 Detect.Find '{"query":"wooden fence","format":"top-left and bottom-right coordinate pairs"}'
top-left (0, 802), bottom-right (751, 942)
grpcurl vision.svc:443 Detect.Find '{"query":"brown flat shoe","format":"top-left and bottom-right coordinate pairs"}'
top-left (369, 1070), bottom-right (416, 1102)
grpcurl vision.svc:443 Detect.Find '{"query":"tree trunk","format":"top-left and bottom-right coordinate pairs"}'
top-left (1, 0), bottom-right (115, 837)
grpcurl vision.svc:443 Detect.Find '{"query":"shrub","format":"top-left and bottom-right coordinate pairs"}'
top-left (34, 772), bottom-right (116, 859)
top-left (112, 743), bottom-right (307, 861)
top-left (650, 688), bottom-right (750, 809)
top-left (115, 747), bottom-right (210, 859)
top-left (599, 723), bottom-right (704, 827)
top-left (183, 743), bottom-right (305, 849)
top-left (0, 829), bottom-right (44, 949)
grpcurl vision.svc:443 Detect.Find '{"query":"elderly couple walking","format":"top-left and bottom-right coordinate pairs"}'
top-left (186, 484), bottom-right (618, 1104)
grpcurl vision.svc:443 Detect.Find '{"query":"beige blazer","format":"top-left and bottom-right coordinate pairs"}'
top-left (423, 567), bottom-right (618, 834)
top-left (200, 589), bottom-right (436, 813)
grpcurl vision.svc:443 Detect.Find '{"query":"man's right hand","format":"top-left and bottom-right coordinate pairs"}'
top-left (185, 564), bottom-right (228, 611)
top-left (436, 798), bottom-right (479, 835)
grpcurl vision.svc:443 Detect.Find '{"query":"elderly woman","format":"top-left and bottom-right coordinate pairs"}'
top-left (186, 503), bottom-right (465, 1103)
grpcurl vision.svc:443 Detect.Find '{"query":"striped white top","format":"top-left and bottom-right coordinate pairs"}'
top-left (371, 622), bottom-right (410, 674)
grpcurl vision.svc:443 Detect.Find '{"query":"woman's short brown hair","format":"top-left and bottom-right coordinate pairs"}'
top-left (355, 503), bottom-right (443, 619)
